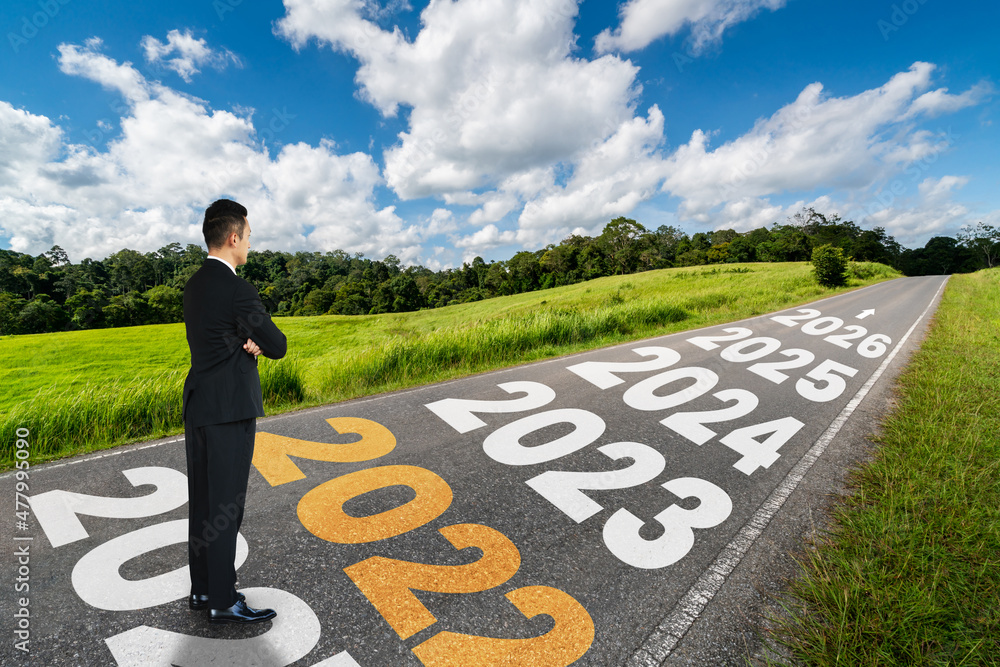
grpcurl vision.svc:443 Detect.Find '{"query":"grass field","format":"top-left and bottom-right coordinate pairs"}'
top-left (768, 268), bottom-right (1000, 664)
top-left (0, 261), bottom-right (898, 467)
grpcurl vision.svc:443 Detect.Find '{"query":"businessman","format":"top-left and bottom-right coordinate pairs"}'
top-left (182, 199), bottom-right (287, 624)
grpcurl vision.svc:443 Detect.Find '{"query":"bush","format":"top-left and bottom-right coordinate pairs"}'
top-left (848, 261), bottom-right (898, 281)
top-left (812, 244), bottom-right (848, 287)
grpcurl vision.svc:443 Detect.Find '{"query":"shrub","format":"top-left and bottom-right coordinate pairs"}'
top-left (812, 244), bottom-right (848, 287)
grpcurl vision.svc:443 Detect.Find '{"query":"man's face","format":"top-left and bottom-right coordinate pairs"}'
top-left (235, 218), bottom-right (251, 266)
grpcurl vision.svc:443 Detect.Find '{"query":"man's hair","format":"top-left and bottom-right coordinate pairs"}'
top-left (203, 199), bottom-right (248, 250)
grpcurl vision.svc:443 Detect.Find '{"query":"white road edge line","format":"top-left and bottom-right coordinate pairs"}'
top-left (627, 275), bottom-right (950, 666)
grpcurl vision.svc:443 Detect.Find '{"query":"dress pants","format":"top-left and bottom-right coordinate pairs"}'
top-left (184, 417), bottom-right (256, 609)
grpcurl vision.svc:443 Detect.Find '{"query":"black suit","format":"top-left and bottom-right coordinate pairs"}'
top-left (182, 258), bottom-right (286, 608)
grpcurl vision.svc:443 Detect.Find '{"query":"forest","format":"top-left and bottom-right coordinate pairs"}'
top-left (1, 208), bottom-right (996, 335)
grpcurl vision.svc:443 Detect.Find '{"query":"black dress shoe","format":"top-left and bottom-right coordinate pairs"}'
top-left (189, 592), bottom-right (244, 610)
top-left (208, 599), bottom-right (276, 624)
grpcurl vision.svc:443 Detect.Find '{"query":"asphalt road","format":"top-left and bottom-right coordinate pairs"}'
top-left (2, 274), bottom-right (948, 666)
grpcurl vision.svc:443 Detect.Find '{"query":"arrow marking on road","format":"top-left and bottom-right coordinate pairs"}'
top-left (857, 309), bottom-right (875, 319)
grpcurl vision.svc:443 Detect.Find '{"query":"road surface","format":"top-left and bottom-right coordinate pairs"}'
top-left (2, 275), bottom-right (948, 666)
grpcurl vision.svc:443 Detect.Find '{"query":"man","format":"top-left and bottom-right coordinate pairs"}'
top-left (182, 198), bottom-right (287, 624)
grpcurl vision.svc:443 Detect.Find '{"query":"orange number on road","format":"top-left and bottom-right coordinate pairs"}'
top-left (253, 417), bottom-right (397, 486)
top-left (412, 585), bottom-right (595, 666)
top-left (298, 465), bottom-right (452, 543)
top-left (344, 523), bottom-right (521, 639)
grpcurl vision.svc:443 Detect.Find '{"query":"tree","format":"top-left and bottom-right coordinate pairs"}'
top-left (706, 242), bottom-right (732, 264)
top-left (18, 294), bottom-right (69, 333)
top-left (599, 217), bottom-right (647, 275)
top-left (389, 273), bottom-right (424, 312)
top-left (484, 262), bottom-right (510, 295)
top-left (106, 249), bottom-right (155, 295)
top-left (145, 285), bottom-right (184, 324)
top-left (103, 293), bottom-right (151, 327)
top-left (65, 288), bottom-right (108, 329)
top-left (921, 236), bottom-right (975, 275)
top-left (812, 244), bottom-right (848, 287)
top-left (507, 251), bottom-right (542, 293)
top-left (45, 245), bottom-right (71, 267)
top-left (330, 281), bottom-right (371, 315)
top-left (154, 243), bottom-right (184, 285)
top-left (957, 222), bottom-right (1000, 269)
top-left (649, 225), bottom-right (686, 267)
top-left (0, 292), bottom-right (26, 335)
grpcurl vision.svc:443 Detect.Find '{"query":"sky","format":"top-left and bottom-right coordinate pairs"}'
top-left (0, 0), bottom-right (997, 270)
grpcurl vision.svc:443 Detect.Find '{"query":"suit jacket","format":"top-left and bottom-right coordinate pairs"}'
top-left (182, 259), bottom-right (287, 428)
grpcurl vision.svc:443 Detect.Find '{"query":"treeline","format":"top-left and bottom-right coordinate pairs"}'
top-left (1, 208), bottom-right (996, 335)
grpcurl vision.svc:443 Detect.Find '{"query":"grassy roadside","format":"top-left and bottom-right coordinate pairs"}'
top-left (769, 268), bottom-right (1000, 664)
top-left (0, 261), bottom-right (897, 467)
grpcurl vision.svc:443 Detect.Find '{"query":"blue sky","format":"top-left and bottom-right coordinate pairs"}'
top-left (1, 0), bottom-right (996, 269)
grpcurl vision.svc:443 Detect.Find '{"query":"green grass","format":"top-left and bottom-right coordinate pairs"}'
top-left (768, 268), bottom-right (1000, 665)
top-left (0, 261), bottom-right (898, 467)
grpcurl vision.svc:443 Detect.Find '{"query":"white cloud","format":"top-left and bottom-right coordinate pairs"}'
top-left (277, 0), bottom-right (641, 201)
top-left (277, 0), bottom-right (992, 256)
top-left (595, 0), bottom-right (785, 54)
top-left (516, 105), bottom-right (669, 244)
top-left (918, 175), bottom-right (969, 201)
top-left (0, 39), bottom-right (405, 263)
top-left (661, 63), bottom-right (986, 224)
top-left (0, 101), bottom-right (64, 184)
top-left (58, 38), bottom-right (150, 102)
top-left (902, 81), bottom-right (994, 120)
top-left (868, 174), bottom-right (971, 240)
top-left (141, 29), bottom-right (241, 82)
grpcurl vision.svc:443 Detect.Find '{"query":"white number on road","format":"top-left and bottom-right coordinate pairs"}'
top-left (800, 316), bottom-right (845, 336)
top-left (623, 367), bottom-right (719, 412)
top-left (425, 381), bottom-right (556, 433)
top-left (687, 327), bottom-right (754, 350)
top-left (30, 467), bottom-right (188, 548)
top-left (771, 309), bottom-right (821, 327)
top-left (857, 333), bottom-right (892, 358)
top-left (525, 442), bottom-right (666, 522)
top-left (660, 389), bottom-right (759, 445)
top-left (719, 417), bottom-right (805, 474)
top-left (603, 477), bottom-right (732, 569)
top-left (71, 519), bottom-right (248, 611)
top-left (824, 325), bottom-right (867, 349)
top-left (567, 346), bottom-right (681, 389)
top-left (720, 337), bottom-right (782, 363)
top-left (747, 348), bottom-right (815, 383)
top-left (795, 359), bottom-right (859, 402)
top-left (483, 409), bottom-right (606, 465)
top-left (105, 587), bottom-right (322, 666)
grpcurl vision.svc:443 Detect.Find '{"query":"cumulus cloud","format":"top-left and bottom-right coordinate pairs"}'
top-left (0, 38), bottom-right (403, 262)
top-left (516, 105), bottom-right (669, 244)
top-left (595, 0), bottom-right (786, 54)
top-left (902, 81), bottom-right (994, 120)
top-left (276, 0), bottom-right (990, 252)
top-left (141, 29), bottom-right (242, 82)
top-left (58, 38), bottom-right (150, 102)
top-left (661, 63), bottom-right (987, 223)
top-left (3, 9), bottom-right (992, 268)
top-left (277, 0), bottom-right (641, 200)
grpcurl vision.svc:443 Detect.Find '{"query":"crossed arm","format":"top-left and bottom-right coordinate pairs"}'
top-left (235, 280), bottom-right (287, 361)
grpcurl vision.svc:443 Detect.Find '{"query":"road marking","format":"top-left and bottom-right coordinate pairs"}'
top-left (857, 309), bottom-right (876, 319)
top-left (627, 276), bottom-right (948, 665)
